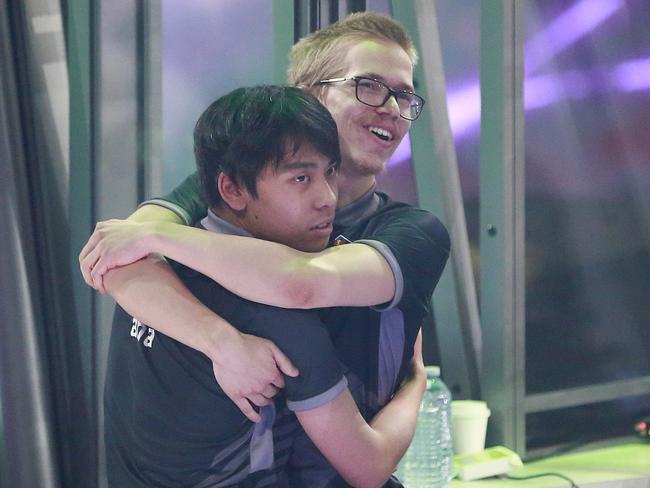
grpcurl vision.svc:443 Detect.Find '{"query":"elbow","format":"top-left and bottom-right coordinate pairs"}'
top-left (340, 456), bottom-right (396, 488)
top-left (342, 470), bottom-right (394, 488)
top-left (281, 277), bottom-right (317, 309)
top-left (278, 260), bottom-right (321, 309)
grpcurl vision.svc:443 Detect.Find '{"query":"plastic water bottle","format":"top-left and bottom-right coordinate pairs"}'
top-left (396, 365), bottom-right (453, 487)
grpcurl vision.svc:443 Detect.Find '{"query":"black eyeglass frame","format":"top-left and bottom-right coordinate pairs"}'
top-left (317, 76), bottom-right (425, 121)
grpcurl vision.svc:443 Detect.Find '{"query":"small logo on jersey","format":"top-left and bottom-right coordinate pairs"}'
top-left (333, 234), bottom-right (352, 246)
top-left (130, 317), bottom-right (156, 348)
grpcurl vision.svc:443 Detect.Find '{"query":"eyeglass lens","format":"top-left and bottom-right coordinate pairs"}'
top-left (355, 78), bottom-right (422, 120)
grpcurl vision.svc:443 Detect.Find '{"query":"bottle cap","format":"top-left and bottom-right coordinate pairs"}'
top-left (425, 365), bottom-right (441, 378)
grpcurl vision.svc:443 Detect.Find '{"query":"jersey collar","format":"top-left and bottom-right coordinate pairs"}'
top-left (334, 183), bottom-right (381, 228)
top-left (200, 209), bottom-right (253, 238)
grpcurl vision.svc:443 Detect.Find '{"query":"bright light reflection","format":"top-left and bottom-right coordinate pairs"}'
top-left (613, 58), bottom-right (650, 92)
top-left (525, 0), bottom-right (624, 74)
top-left (387, 0), bottom-right (639, 167)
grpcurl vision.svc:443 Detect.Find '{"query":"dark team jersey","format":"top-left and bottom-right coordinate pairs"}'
top-left (142, 173), bottom-right (450, 487)
top-left (325, 190), bottom-right (450, 418)
top-left (104, 216), bottom-right (347, 487)
top-left (289, 191), bottom-right (449, 488)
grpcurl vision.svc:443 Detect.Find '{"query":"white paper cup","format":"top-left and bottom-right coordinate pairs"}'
top-left (451, 400), bottom-right (491, 455)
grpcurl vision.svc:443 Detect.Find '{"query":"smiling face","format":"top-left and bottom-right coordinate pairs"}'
top-left (319, 38), bottom-right (414, 179)
top-left (238, 143), bottom-right (338, 253)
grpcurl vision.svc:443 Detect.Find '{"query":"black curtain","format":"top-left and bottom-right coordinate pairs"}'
top-left (0, 0), bottom-right (95, 486)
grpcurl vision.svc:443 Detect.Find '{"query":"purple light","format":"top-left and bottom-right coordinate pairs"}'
top-left (525, 0), bottom-right (624, 74)
top-left (525, 70), bottom-right (594, 110)
top-left (387, 0), bottom-right (638, 160)
top-left (447, 83), bottom-right (481, 138)
top-left (524, 75), bottom-right (564, 110)
top-left (424, 0), bottom-right (624, 141)
top-left (387, 133), bottom-right (412, 166)
top-left (612, 57), bottom-right (650, 92)
top-left (387, 84), bottom-right (482, 166)
top-left (390, 55), bottom-right (645, 150)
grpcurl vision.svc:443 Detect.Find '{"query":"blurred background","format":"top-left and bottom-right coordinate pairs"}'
top-left (1, 0), bottom-right (648, 486)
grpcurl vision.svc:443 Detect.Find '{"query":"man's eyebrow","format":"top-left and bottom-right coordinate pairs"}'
top-left (361, 72), bottom-right (415, 92)
top-left (277, 161), bottom-right (319, 171)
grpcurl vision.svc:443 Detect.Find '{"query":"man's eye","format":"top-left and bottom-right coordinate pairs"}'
top-left (295, 175), bottom-right (309, 183)
top-left (359, 79), bottom-right (383, 92)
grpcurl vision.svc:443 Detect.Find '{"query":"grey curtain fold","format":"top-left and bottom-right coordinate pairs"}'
top-left (0, 0), bottom-right (95, 486)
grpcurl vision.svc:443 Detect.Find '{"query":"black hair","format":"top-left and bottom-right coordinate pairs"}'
top-left (194, 85), bottom-right (341, 208)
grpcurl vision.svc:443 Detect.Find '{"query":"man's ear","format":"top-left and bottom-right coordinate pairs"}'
top-left (301, 84), bottom-right (323, 100)
top-left (217, 173), bottom-right (249, 211)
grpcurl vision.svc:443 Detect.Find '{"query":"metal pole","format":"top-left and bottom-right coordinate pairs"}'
top-left (479, 0), bottom-right (526, 454)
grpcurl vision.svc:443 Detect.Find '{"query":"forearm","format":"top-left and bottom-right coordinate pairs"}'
top-left (104, 256), bottom-right (233, 357)
top-left (368, 367), bottom-right (427, 468)
top-left (348, 374), bottom-right (427, 488)
top-left (87, 206), bottom-right (394, 309)
top-left (128, 203), bottom-right (305, 304)
top-left (143, 221), bottom-right (394, 309)
top-left (146, 222), bottom-right (318, 308)
top-left (354, 369), bottom-right (427, 487)
top-left (297, 369), bottom-right (426, 488)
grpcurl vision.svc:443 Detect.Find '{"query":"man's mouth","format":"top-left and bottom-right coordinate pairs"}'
top-left (368, 126), bottom-right (394, 142)
top-left (311, 220), bottom-right (333, 231)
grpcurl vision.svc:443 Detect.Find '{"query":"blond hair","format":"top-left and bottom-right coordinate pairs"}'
top-left (287, 12), bottom-right (418, 88)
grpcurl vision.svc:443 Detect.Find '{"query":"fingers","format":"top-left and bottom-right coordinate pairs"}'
top-left (271, 373), bottom-right (285, 389)
top-left (80, 245), bottom-right (108, 293)
top-left (78, 218), bottom-right (143, 293)
top-left (244, 384), bottom-right (279, 407)
top-left (261, 384), bottom-right (279, 399)
top-left (84, 252), bottom-right (105, 292)
top-left (78, 226), bottom-right (101, 264)
top-left (79, 222), bottom-right (110, 290)
top-left (90, 255), bottom-right (108, 293)
top-left (94, 266), bottom-right (106, 294)
top-left (79, 251), bottom-right (97, 287)
top-left (235, 398), bottom-right (261, 423)
top-left (79, 236), bottom-right (101, 287)
top-left (247, 393), bottom-right (273, 407)
top-left (272, 345), bottom-right (299, 378)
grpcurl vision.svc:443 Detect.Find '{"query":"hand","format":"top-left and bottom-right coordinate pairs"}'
top-left (79, 219), bottom-right (154, 293)
top-left (209, 329), bottom-right (299, 423)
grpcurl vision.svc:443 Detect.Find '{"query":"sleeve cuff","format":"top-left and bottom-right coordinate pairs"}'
top-left (138, 199), bottom-right (192, 225)
top-left (286, 376), bottom-right (348, 412)
top-left (355, 239), bottom-right (404, 312)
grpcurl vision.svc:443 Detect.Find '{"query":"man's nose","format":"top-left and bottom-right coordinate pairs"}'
top-left (376, 94), bottom-right (401, 118)
top-left (315, 177), bottom-right (337, 208)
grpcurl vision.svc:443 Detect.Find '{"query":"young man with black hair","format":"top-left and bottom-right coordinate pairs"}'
top-left (104, 85), bottom-right (425, 488)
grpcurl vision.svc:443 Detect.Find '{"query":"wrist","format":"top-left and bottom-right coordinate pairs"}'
top-left (146, 221), bottom-right (167, 256)
top-left (409, 361), bottom-right (427, 391)
top-left (414, 367), bottom-right (427, 392)
top-left (198, 314), bottom-right (240, 363)
top-left (413, 361), bottom-right (426, 379)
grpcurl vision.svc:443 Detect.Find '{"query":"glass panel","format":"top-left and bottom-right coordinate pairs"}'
top-left (526, 393), bottom-right (650, 451)
top-left (523, 0), bottom-right (650, 395)
top-left (162, 0), bottom-right (274, 191)
top-left (378, 0), bottom-right (481, 218)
